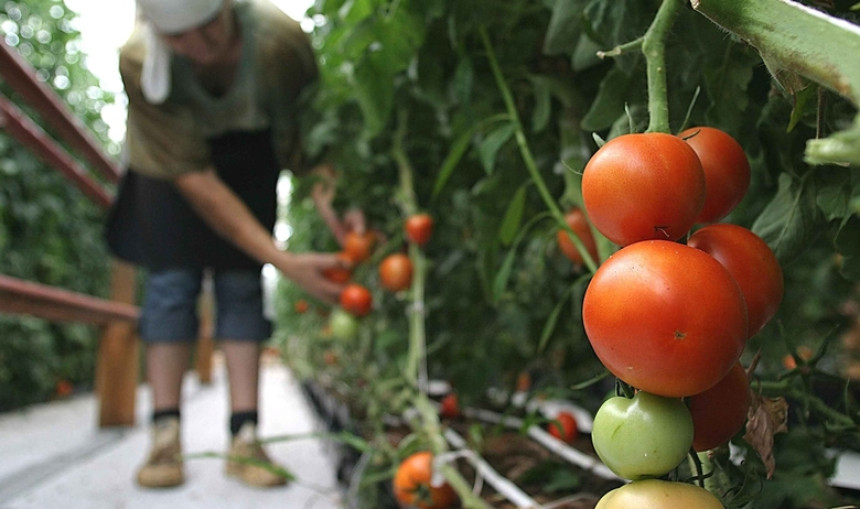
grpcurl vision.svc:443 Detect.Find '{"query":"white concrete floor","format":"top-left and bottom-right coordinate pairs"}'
top-left (0, 353), bottom-right (345, 509)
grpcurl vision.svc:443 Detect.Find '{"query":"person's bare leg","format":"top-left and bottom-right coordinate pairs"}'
top-left (147, 342), bottom-right (193, 410)
top-left (137, 342), bottom-right (192, 488)
top-left (221, 339), bottom-right (285, 486)
top-left (220, 340), bottom-right (261, 412)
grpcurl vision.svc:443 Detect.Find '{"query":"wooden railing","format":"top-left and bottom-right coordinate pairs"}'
top-left (0, 40), bottom-right (213, 427)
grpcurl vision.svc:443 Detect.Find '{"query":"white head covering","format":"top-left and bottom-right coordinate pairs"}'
top-left (135, 0), bottom-right (225, 104)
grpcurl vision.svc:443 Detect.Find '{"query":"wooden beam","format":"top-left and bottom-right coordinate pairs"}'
top-left (0, 274), bottom-right (138, 324)
top-left (0, 94), bottom-right (113, 209)
top-left (195, 274), bottom-right (215, 385)
top-left (0, 40), bottom-right (121, 182)
top-left (95, 260), bottom-right (140, 428)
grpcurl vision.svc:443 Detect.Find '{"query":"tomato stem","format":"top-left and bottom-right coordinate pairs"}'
top-left (596, 36), bottom-right (644, 59)
top-left (692, 0), bottom-right (860, 165)
top-left (479, 25), bottom-right (599, 273)
top-left (642, 0), bottom-right (685, 134)
top-left (393, 109), bottom-right (429, 392)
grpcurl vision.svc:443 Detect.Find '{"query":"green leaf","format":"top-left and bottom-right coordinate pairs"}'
top-left (479, 123), bottom-right (516, 173)
top-left (582, 0), bottom-right (652, 74)
top-left (752, 174), bottom-right (820, 264)
top-left (529, 75), bottom-right (552, 133)
top-left (353, 56), bottom-right (394, 136)
top-left (452, 55), bottom-right (475, 106)
top-left (543, 0), bottom-right (588, 55)
top-left (517, 460), bottom-right (582, 493)
top-left (835, 215), bottom-right (860, 281)
top-left (571, 32), bottom-right (603, 71)
top-left (702, 44), bottom-right (756, 132)
top-left (581, 66), bottom-right (637, 132)
top-left (498, 184), bottom-right (527, 246)
top-left (537, 291), bottom-right (566, 354)
top-left (787, 84), bottom-right (818, 132)
top-left (492, 247), bottom-right (517, 303)
top-left (339, 0), bottom-right (377, 24)
top-left (431, 114), bottom-right (508, 200)
top-left (491, 212), bottom-right (553, 303)
top-left (814, 169), bottom-right (853, 221)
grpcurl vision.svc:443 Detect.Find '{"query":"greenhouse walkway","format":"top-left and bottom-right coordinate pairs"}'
top-left (0, 352), bottom-right (344, 509)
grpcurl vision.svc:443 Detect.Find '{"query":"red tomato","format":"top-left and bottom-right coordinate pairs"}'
top-left (556, 207), bottom-right (599, 268)
top-left (687, 223), bottom-right (783, 337)
top-left (582, 133), bottom-right (705, 247)
top-left (688, 361), bottom-right (751, 451)
top-left (339, 283), bottom-right (373, 317)
top-left (582, 240), bottom-right (748, 397)
top-left (344, 231), bottom-right (376, 263)
top-left (679, 127), bottom-right (751, 223)
top-left (323, 349), bottom-right (338, 366)
top-left (782, 345), bottom-right (814, 370)
top-left (439, 393), bottom-right (460, 419)
top-left (547, 411), bottom-right (579, 444)
top-left (294, 299), bottom-right (309, 314)
top-left (392, 451), bottom-right (458, 509)
top-left (55, 379), bottom-right (73, 398)
top-left (405, 213), bottom-right (434, 246)
top-left (515, 371), bottom-right (532, 392)
top-left (323, 252), bottom-right (354, 283)
top-left (379, 253), bottom-right (413, 292)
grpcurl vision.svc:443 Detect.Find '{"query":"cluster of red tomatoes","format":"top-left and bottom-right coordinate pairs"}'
top-left (574, 128), bottom-right (783, 506)
top-left (324, 213), bottom-right (433, 341)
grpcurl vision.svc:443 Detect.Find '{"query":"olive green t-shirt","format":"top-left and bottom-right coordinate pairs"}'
top-left (119, 0), bottom-right (318, 180)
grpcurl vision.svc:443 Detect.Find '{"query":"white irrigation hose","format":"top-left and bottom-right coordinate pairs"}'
top-left (461, 406), bottom-right (621, 482)
top-left (440, 427), bottom-right (540, 509)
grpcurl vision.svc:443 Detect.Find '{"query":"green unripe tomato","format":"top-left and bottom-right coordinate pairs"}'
top-left (329, 307), bottom-right (359, 341)
top-left (591, 391), bottom-right (694, 480)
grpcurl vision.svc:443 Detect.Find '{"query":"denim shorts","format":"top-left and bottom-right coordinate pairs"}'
top-left (139, 268), bottom-right (272, 343)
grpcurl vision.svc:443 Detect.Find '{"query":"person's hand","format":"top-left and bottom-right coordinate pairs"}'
top-left (342, 208), bottom-right (367, 236)
top-left (273, 250), bottom-right (350, 305)
top-left (311, 172), bottom-right (336, 210)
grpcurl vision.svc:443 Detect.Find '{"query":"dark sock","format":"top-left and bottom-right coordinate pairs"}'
top-left (230, 410), bottom-right (259, 436)
top-left (152, 408), bottom-right (180, 424)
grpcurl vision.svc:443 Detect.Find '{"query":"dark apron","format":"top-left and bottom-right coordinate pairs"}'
top-left (104, 129), bottom-right (279, 272)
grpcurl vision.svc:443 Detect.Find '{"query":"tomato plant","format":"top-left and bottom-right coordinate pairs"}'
top-left (339, 284), bottom-right (373, 317)
top-left (678, 126), bottom-right (751, 224)
top-left (595, 479), bottom-right (724, 509)
top-left (591, 391), bottom-right (694, 480)
top-left (273, 0), bottom-right (860, 506)
top-left (687, 223), bottom-right (783, 337)
top-left (547, 411), bottom-right (578, 444)
top-left (688, 361), bottom-right (751, 452)
top-left (556, 207), bottom-right (599, 268)
top-left (405, 213), bottom-right (434, 246)
top-left (392, 451), bottom-right (458, 509)
top-left (581, 133), bottom-right (706, 247)
top-left (583, 240), bottom-right (748, 397)
top-left (379, 252), bottom-right (413, 292)
top-left (344, 231), bottom-right (376, 263)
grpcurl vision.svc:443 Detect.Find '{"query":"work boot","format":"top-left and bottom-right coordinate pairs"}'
top-left (136, 416), bottom-right (184, 488)
top-left (225, 422), bottom-right (288, 487)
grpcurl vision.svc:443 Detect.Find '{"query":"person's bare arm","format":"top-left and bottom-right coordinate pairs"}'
top-left (174, 168), bottom-right (345, 303)
top-left (310, 164), bottom-right (367, 246)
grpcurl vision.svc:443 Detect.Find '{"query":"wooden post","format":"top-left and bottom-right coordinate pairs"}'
top-left (95, 260), bottom-right (140, 427)
top-left (195, 271), bottom-right (215, 385)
